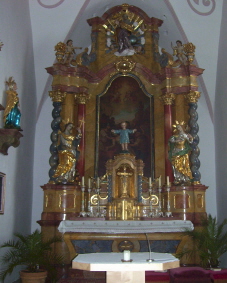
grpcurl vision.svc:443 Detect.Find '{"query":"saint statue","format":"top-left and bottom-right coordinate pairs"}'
top-left (53, 123), bottom-right (82, 183)
top-left (4, 77), bottom-right (21, 130)
top-left (111, 122), bottom-right (137, 152)
top-left (168, 121), bottom-right (193, 185)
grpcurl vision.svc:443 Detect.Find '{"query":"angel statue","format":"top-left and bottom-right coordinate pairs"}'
top-left (53, 123), bottom-right (82, 183)
top-left (3, 77), bottom-right (21, 129)
top-left (168, 121), bottom-right (193, 185)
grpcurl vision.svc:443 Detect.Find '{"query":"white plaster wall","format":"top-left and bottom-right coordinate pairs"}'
top-left (29, 0), bottom-right (88, 230)
top-left (0, 1), bottom-right (36, 282)
top-left (215, 0), bottom-right (227, 268)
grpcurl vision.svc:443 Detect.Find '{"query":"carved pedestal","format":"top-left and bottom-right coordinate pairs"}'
top-left (0, 128), bottom-right (23, 155)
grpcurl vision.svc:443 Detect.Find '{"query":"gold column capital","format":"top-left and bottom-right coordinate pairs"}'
top-left (75, 93), bottom-right (91, 104)
top-left (159, 93), bottom-right (176, 105)
top-left (49, 89), bottom-right (66, 102)
top-left (185, 91), bottom-right (200, 103)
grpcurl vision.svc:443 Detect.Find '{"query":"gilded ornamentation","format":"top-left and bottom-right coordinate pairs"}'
top-left (54, 42), bottom-right (66, 63)
top-left (49, 89), bottom-right (66, 102)
top-left (183, 42), bottom-right (196, 64)
top-left (115, 58), bottom-right (136, 75)
top-left (75, 93), bottom-right (91, 104)
top-left (102, 4), bottom-right (146, 56)
top-left (159, 93), bottom-right (176, 105)
top-left (185, 91), bottom-right (201, 103)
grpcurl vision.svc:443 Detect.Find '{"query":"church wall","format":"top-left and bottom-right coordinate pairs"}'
top-left (0, 1), bottom-right (36, 282)
top-left (215, 0), bottom-right (227, 268)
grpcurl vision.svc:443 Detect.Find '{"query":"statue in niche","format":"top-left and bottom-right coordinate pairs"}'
top-left (111, 121), bottom-right (137, 152)
top-left (53, 123), bottom-right (82, 183)
top-left (168, 121), bottom-right (193, 185)
top-left (4, 77), bottom-right (21, 130)
top-left (171, 40), bottom-right (187, 65)
top-left (63, 39), bottom-right (82, 65)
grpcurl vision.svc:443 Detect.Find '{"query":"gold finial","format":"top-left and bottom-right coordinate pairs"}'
top-left (54, 42), bottom-right (66, 63)
top-left (183, 42), bottom-right (196, 64)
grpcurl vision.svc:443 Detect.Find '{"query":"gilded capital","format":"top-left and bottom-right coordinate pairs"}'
top-left (75, 93), bottom-right (91, 104)
top-left (185, 91), bottom-right (200, 103)
top-left (49, 89), bottom-right (66, 102)
top-left (159, 93), bottom-right (176, 105)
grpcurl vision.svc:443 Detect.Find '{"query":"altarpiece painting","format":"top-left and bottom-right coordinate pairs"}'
top-left (96, 75), bottom-right (154, 177)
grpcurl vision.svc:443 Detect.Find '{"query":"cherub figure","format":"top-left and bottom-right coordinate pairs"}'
top-left (111, 122), bottom-right (136, 152)
top-left (64, 39), bottom-right (82, 65)
top-left (171, 40), bottom-right (187, 65)
top-left (4, 77), bottom-right (21, 129)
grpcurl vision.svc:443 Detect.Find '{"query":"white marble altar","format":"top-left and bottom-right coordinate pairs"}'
top-left (72, 252), bottom-right (179, 283)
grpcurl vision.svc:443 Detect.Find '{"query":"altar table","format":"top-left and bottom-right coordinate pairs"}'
top-left (72, 252), bottom-right (179, 283)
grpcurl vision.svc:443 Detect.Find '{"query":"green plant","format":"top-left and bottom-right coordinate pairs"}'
top-left (177, 214), bottom-right (227, 268)
top-left (0, 229), bottom-right (63, 282)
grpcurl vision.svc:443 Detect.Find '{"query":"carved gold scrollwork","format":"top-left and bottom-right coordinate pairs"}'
top-left (185, 91), bottom-right (200, 103)
top-left (75, 93), bottom-right (91, 104)
top-left (159, 93), bottom-right (176, 105)
top-left (49, 89), bottom-right (66, 102)
top-left (115, 58), bottom-right (136, 75)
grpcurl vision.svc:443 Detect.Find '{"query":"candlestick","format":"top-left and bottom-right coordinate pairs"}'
top-left (88, 178), bottom-right (91, 189)
top-left (97, 177), bottom-right (100, 188)
top-left (149, 177), bottom-right (152, 187)
top-left (167, 176), bottom-right (169, 187)
top-left (82, 176), bottom-right (85, 186)
top-left (159, 176), bottom-right (161, 188)
top-left (123, 250), bottom-right (130, 261)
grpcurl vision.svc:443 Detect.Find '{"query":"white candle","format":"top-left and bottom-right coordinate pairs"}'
top-left (97, 177), bottom-right (100, 188)
top-left (82, 176), bottom-right (85, 186)
top-left (167, 176), bottom-right (169, 187)
top-left (88, 178), bottom-right (91, 189)
top-left (159, 176), bottom-right (161, 188)
top-left (149, 177), bottom-right (152, 187)
top-left (123, 250), bottom-right (130, 261)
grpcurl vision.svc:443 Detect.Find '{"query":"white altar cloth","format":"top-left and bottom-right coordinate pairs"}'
top-left (58, 220), bottom-right (193, 234)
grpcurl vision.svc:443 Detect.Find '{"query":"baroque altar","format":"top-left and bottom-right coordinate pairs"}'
top-left (38, 3), bottom-right (208, 272)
